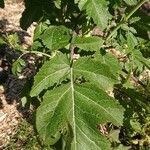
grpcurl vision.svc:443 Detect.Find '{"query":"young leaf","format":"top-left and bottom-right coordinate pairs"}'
top-left (40, 26), bottom-right (71, 50)
top-left (74, 36), bottom-right (103, 51)
top-left (36, 83), bottom-right (124, 149)
top-left (12, 58), bottom-right (26, 76)
top-left (30, 53), bottom-right (70, 97)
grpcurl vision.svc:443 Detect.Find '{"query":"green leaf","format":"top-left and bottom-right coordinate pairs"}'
top-left (33, 21), bottom-right (49, 41)
top-left (98, 52), bottom-right (122, 78)
top-left (126, 32), bottom-right (138, 51)
top-left (36, 83), bottom-right (124, 149)
top-left (7, 33), bottom-right (20, 49)
top-left (129, 17), bottom-right (141, 24)
top-left (74, 36), bottom-right (103, 51)
top-left (123, 0), bottom-right (138, 5)
top-left (0, 37), bottom-right (6, 45)
top-left (132, 50), bottom-right (150, 70)
top-left (12, 58), bottom-right (26, 76)
top-left (78, 0), bottom-right (111, 30)
top-left (74, 57), bottom-right (119, 90)
top-left (40, 26), bottom-right (71, 50)
top-left (54, 0), bottom-right (61, 9)
top-left (30, 53), bottom-right (70, 97)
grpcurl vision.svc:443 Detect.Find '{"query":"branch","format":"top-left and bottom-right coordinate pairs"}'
top-left (106, 0), bottom-right (148, 41)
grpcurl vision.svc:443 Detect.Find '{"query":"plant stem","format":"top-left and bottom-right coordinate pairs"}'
top-left (106, 0), bottom-right (148, 41)
top-left (125, 0), bottom-right (148, 21)
top-left (69, 31), bottom-right (77, 64)
top-left (27, 51), bottom-right (53, 58)
top-left (17, 50), bottom-right (53, 62)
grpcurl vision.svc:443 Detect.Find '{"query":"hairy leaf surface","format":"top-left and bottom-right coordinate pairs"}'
top-left (36, 83), bottom-right (124, 149)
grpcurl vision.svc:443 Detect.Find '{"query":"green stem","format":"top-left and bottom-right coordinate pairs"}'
top-left (106, 0), bottom-right (148, 41)
top-left (27, 51), bottom-right (53, 58)
top-left (125, 0), bottom-right (148, 21)
top-left (17, 50), bottom-right (53, 62)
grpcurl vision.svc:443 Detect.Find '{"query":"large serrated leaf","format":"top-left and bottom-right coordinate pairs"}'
top-left (74, 57), bottom-right (119, 90)
top-left (40, 26), bottom-right (71, 50)
top-left (36, 83), bottom-right (124, 149)
top-left (74, 36), bottom-right (103, 51)
top-left (79, 0), bottom-right (111, 30)
top-left (30, 54), bottom-right (70, 97)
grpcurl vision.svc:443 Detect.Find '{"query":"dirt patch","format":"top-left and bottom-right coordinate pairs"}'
top-left (0, 0), bottom-right (36, 148)
top-left (0, 0), bottom-right (36, 47)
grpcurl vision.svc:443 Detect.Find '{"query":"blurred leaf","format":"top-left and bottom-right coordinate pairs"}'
top-left (0, 37), bottom-right (6, 45)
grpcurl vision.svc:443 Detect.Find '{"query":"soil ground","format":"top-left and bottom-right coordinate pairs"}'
top-left (0, 0), bottom-right (36, 148)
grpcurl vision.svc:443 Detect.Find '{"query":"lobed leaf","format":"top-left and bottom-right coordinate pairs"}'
top-left (36, 83), bottom-right (124, 149)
